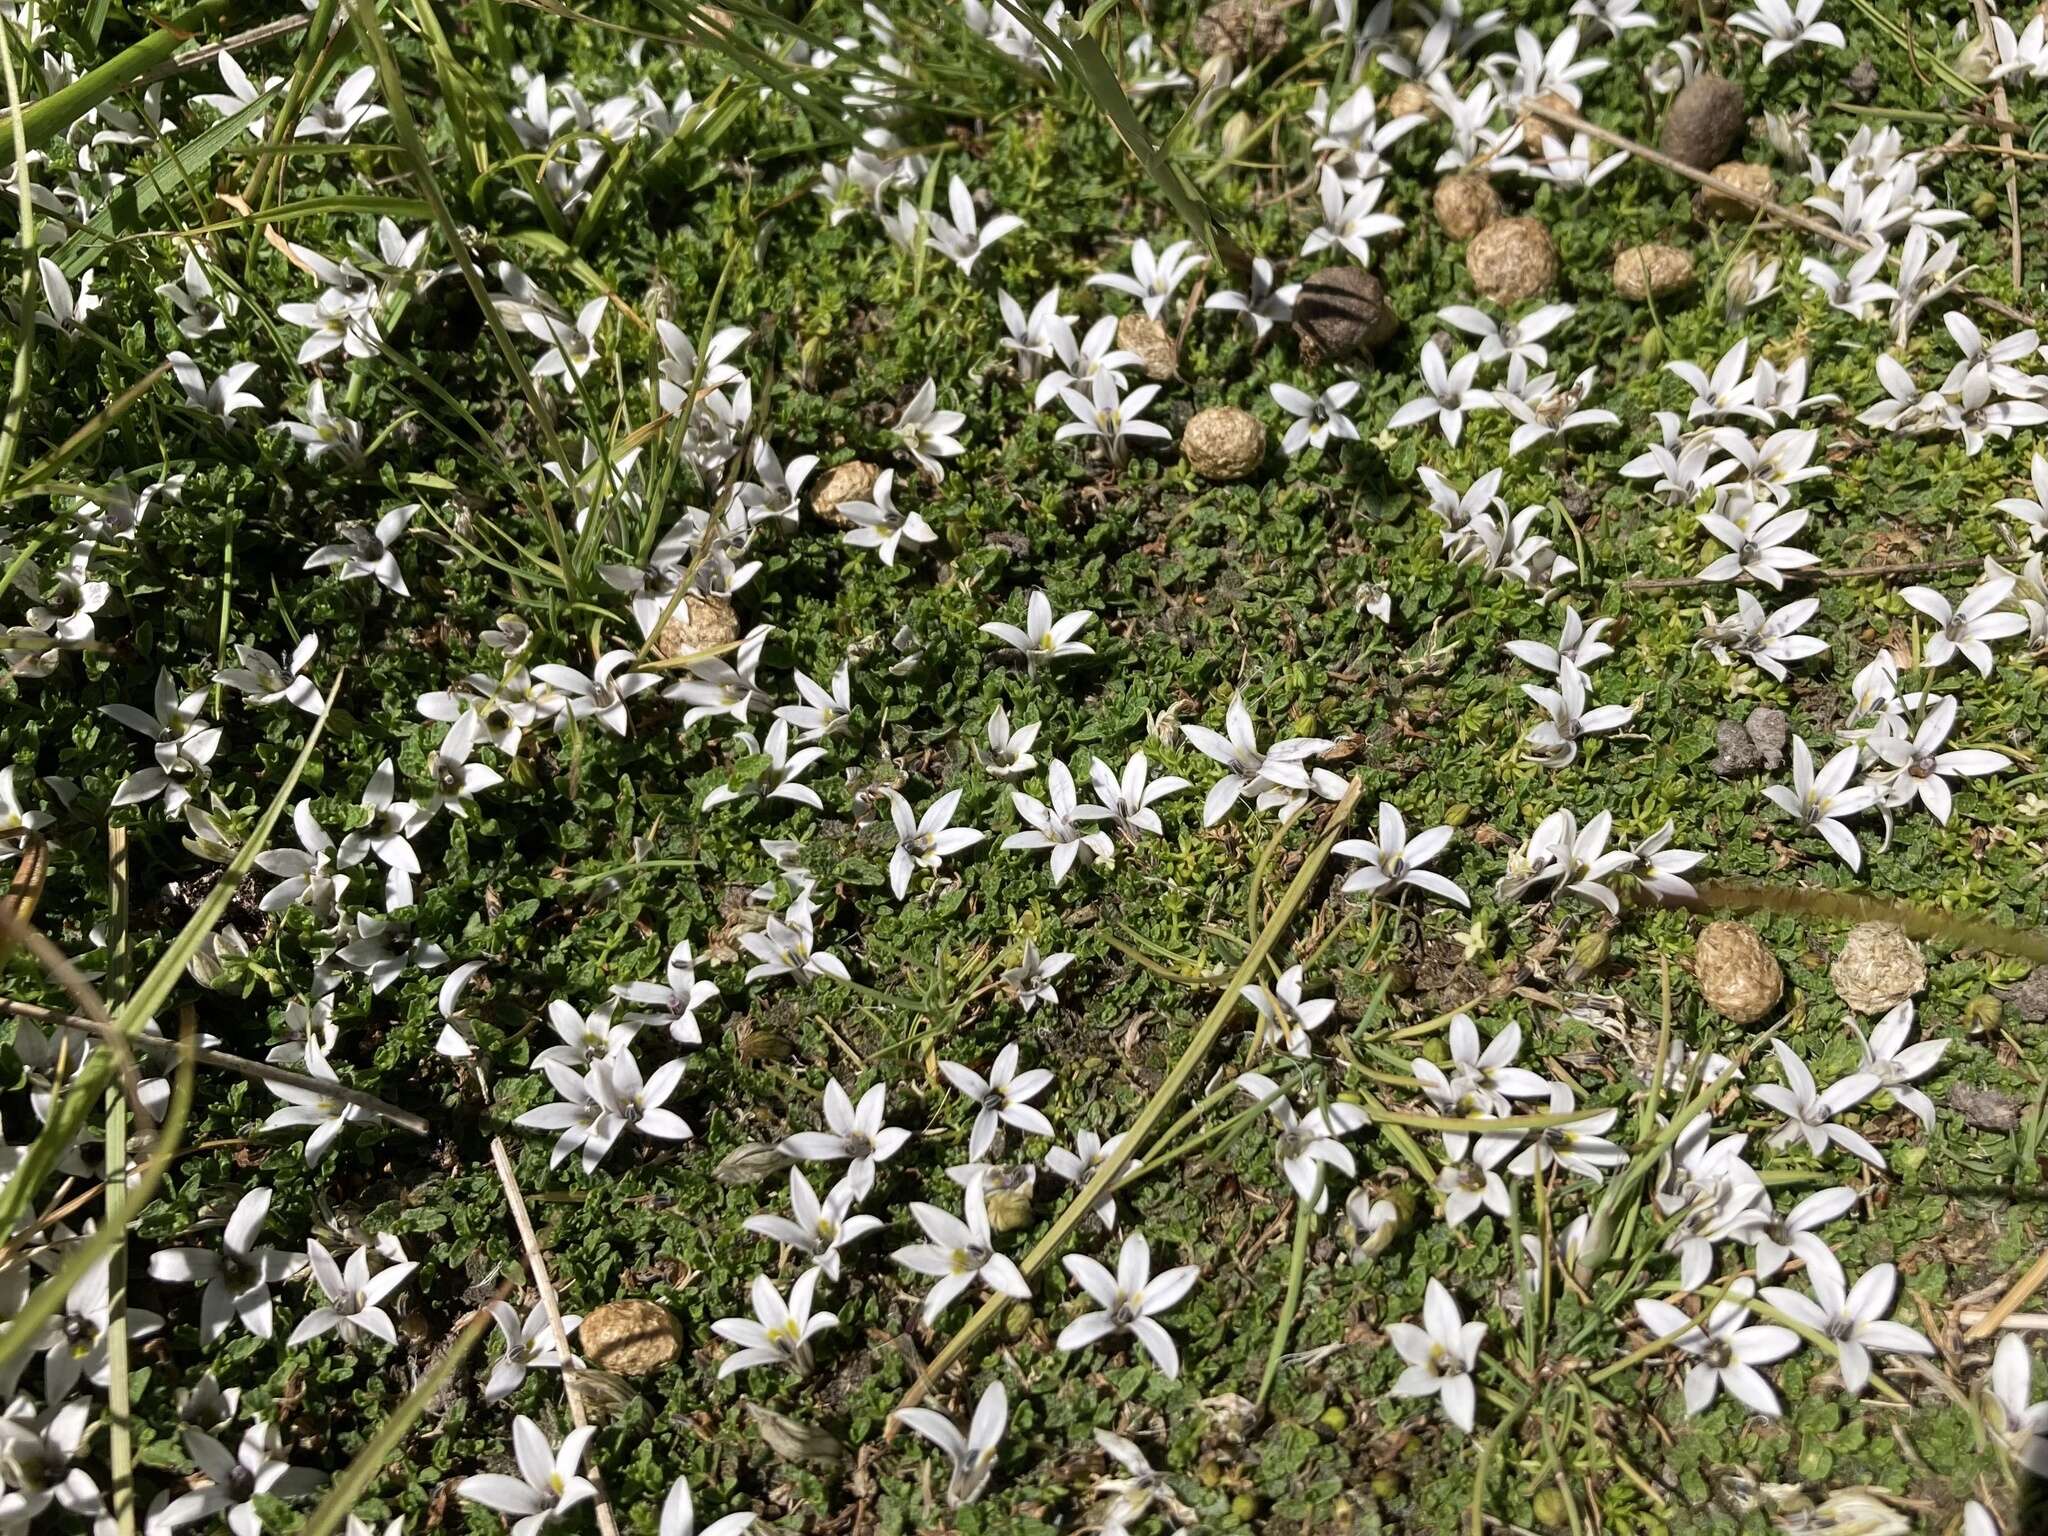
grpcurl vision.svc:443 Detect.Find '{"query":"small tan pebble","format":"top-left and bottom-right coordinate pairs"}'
top-left (1950, 1080), bottom-right (2023, 1130)
top-left (1386, 81), bottom-right (1438, 121)
top-left (1116, 312), bottom-right (1179, 382)
top-left (1465, 217), bottom-right (1556, 305)
top-left (1292, 266), bottom-right (1397, 364)
top-left (808, 459), bottom-right (879, 527)
top-left (1192, 0), bottom-right (1287, 59)
top-left (1660, 75), bottom-right (1747, 171)
top-left (649, 592), bottom-right (738, 661)
top-left (579, 1299), bottom-right (682, 1376)
top-left (1996, 967), bottom-right (2048, 1023)
top-left (1514, 90), bottom-right (1578, 141)
top-left (1693, 920), bottom-right (1783, 1024)
top-left (1699, 161), bottom-right (1773, 220)
top-left (1182, 406), bottom-right (1266, 481)
top-left (1830, 923), bottom-right (1926, 1014)
top-left (1432, 174), bottom-right (1501, 241)
top-left (1612, 242), bottom-right (1695, 301)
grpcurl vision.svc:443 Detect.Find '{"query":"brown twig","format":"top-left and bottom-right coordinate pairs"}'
top-left (1620, 554), bottom-right (1985, 594)
top-left (1828, 100), bottom-right (2025, 135)
top-left (1926, 139), bottom-right (2048, 165)
top-left (1523, 101), bottom-right (1873, 253)
top-left (1963, 287), bottom-right (2041, 329)
top-left (1959, 1309), bottom-right (2048, 1331)
top-left (0, 996), bottom-right (432, 1136)
top-left (1970, 0), bottom-right (2025, 290)
top-left (135, 15), bottom-right (314, 87)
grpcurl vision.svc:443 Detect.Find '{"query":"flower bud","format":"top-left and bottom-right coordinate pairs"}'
top-left (1804, 1489), bottom-right (1910, 1536)
top-left (1192, 56), bottom-right (1234, 122)
top-left (1344, 1184), bottom-right (1413, 1258)
top-left (1954, 32), bottom-right (1998, 83)
top-left (714, 1140), bottom-right (792, 1186)
top-left (979, 1164), bottom-right (1037, 1231)
top-left (743, 1402), bottom-right (845, 1464)
top-left (1572, 1205), bottom-right (1617, 1287)
top-left (570, 1369), bottom-right (640, 1422)
top-left (1565, 928), bottom-right (1610, 984)
top-left (1221, 110), bottom-right (1254, 159)
top-left (736, 1020), bottom-right (793, 1061)
top-left (1723, 252), bottom-right (1768, 322)
top-left (1964, 993), bottom-right (2004, 1033)
top-left (1761, 109), bottom-right (1809, 165)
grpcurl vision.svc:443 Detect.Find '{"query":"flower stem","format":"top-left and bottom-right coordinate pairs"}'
top-left (1256, 1194), bottom-right (1316, 1408)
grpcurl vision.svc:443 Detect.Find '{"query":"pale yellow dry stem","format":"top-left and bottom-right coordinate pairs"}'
top-left (897, 779), bottom-right (1364, 1412)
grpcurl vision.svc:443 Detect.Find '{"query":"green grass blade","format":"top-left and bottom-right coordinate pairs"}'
top-left (297, 1305), bottom-right (495, 1536)
top-left (343, 0), bottom-right (577, 577)
top-left (118, 677), bottom-right (341, 1036)
top-left (992, 0), bottom-right (1252, 277)
top-left (0, 0), bottom-right (236, 155)
top-left (236, 0), bottom-right (341, 277)
top-left (53, 90), bottom-right (275, 278)
top-left (115, 193), bottom-right (433, 249)
top-left (0, 14), bottom-right (38, 499)
top-left (0, 1027), bottom-right (195, 1378)
top-left (103, 829), bottom-right (136, 1536)
top-left (3, 362), bottom-right (169, 500)
top-left (407, 0), bottom-right (490, 203)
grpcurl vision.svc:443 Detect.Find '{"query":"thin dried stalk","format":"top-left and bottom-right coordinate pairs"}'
top-left (1524, 101), bottom-right (1871, 253)
top-left (478, 1059), bottom-right (621, 1536)
top-left (1968, 0), bottom-right (2024, 288)
top-left (0, 998), bottom-right (433, 1135)
top-left (1963, 1250), bottom-right (2048, 1341)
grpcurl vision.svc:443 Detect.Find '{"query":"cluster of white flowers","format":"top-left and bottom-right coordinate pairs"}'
top-left (1420, 463), bottom-right (1579, 592)
top-left (688, 1063), bottom-right (1200, 1508)
top-left (1755, 643), bottom-right (2013, 872)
